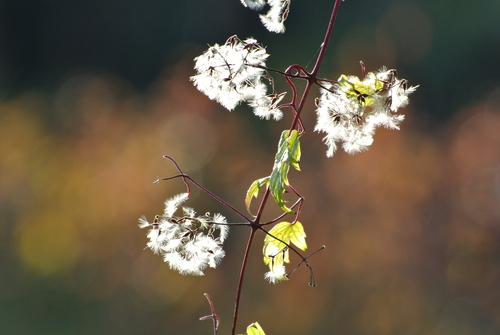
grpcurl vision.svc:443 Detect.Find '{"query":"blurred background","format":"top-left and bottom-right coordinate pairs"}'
top-left (1, 0), bottom-right (500, 334)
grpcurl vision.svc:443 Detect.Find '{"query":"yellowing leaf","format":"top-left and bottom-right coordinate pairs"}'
top-left (263, 221), bottom-right (307, 267)
top-left (288, 223), bottom-right (307, 251)
top-left (246, 322), bottom-right (266, 335)
top-left (245, 176), bottom-right (270, 216)
top-left (338, 74), bottom-right (382, 107)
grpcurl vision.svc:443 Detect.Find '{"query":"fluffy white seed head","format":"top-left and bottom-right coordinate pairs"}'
top-left (240, 0), bottom-right (291, 33)
top-left (264, 264), bottom-right (287, 284)
top-left (240, 0), bottom-right (266, 11)
top-left (249, 92), bottom-right (286, 120)
top-left (191, 36), bottom-right (268, 110)
top-left (139, 194), bottom-right (229, 276)
top-left (259, 0), bottom-right (291, 33)
top-left (315, 67), bottom-right (417, 156)
top-left (191, 35), bottom-right (286, 119)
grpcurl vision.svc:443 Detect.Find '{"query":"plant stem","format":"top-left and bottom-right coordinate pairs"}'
top-left (231, 226), bottom-right (258, 335)
top-left (289, 0), bottom-right (343, 131)
top-left (311, 0), bottom-right (343, 77)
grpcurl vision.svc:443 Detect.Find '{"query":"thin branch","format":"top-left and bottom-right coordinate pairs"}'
top-left (253, 64), bottom-right (309, 79)
top-left (199, 293), bottom-right (220, 335)
top-left (289, 79), bottom-right (313, 133)
top-left (316, 77), bottom-right (339, 85)
top-left (287, 245), bottom-right (326, 287)
top-left (156, 157), bottom-right (252, 223)
top-left (260, 197), bottom-right (302, 226)
top-left (287, 184), bottom-right (304, 224)
top-left (283, 65), bottom-right (307, 133)
top-left (163, 155), bottom-right (191, 195)
top-left (315, 80), bottom-right (339, 94)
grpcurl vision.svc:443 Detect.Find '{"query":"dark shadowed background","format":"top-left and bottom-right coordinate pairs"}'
top-left (1, 0), bottom-right (500, 334)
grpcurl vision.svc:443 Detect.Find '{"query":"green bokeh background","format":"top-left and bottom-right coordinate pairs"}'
top-left (1, 0), bottom-right (500, 334)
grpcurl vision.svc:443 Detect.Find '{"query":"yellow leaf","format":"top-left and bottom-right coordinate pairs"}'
top-left (245, 176), bottom-right (270, 216)
top-left (263, 221), bottom-right (307, 267)
top-left (246, 322), bottom-right (266, 335)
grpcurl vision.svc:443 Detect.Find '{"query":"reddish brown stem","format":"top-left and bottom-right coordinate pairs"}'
top-left (229, 1), bottom-right (344, 334)
top-left (199, 293), bottom-right (220, 335)
top-left (231, 226), bottom-right (259, 335)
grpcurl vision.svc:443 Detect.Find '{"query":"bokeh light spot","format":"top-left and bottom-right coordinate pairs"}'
top-left (17, 211), bottom-right (80, 276)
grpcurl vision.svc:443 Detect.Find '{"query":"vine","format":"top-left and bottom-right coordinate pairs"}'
top-left (139, 1), bottom-right (417, 334)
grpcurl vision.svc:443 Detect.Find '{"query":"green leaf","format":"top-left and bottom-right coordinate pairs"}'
top-left (269, 130), bottom-right (301, 214)
top-left (246, 322), bottom-right (266, 335)
top-left (263, 221), bottom-right (307, 266)
top-left (245, 176), bottom-right (270, 216)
